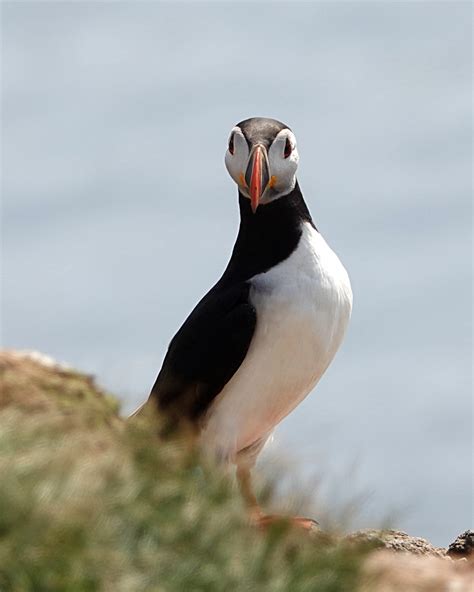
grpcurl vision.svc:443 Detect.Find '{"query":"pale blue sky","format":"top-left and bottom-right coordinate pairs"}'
top-left (2, 1), bottom-right (472, 546)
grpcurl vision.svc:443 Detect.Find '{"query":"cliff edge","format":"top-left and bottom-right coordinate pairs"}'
top-left (0, 350), bottom-right (471, 591)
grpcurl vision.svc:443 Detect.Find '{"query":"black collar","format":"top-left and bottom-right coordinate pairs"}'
top-left (218, 181), bottom-right (315, 286)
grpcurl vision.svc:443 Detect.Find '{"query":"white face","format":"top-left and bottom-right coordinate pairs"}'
top-left (224, 126), bottom-right (299, 206)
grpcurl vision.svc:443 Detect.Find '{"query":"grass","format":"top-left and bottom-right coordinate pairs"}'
top-left (0, 351), bottom-right (371, 592)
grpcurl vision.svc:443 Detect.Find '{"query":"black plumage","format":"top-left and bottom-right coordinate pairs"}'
top-left (149, 181), bottom-right (314, 426)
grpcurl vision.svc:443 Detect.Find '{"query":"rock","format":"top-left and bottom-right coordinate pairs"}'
top-left (355, 530), bottom-right (474, 591)
top-left (348, 529), bottom-right (446, 557)
top-left (361, 550), bottom-right (474, 592)
top-left (447, 530), bottom-right (474, 558)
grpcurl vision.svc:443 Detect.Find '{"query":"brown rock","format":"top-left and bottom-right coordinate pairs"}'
top-left (447, 530), bottom-right (474, 558)
top-left (348, 529), bottom-right (446, 557)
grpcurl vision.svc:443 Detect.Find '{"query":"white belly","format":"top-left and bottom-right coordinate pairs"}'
top-left (201, 222), bottom-right (353, 464)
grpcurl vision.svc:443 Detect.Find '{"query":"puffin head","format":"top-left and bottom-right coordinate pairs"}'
top-left (225, 117), bottom-right (300, 213)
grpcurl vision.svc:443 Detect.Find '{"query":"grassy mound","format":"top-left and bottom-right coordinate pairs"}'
top-left (0, 351), bottom-right (369, 592)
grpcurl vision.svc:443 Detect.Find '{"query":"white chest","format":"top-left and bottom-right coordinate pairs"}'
top-left (202, 222), bottom-right (353, 462)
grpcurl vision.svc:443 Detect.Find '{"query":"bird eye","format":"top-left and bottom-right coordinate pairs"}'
top-left (228, 133), bottom-right (235, 155)
top-left (284, 138), bottom-right (292, 159)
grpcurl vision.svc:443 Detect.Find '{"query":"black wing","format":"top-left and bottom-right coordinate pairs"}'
top-left (149, 281), bottom-right (256, 425)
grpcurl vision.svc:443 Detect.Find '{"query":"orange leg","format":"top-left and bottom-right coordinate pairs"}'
top-left (236, 465), bottom-right (262, 519)
top-left (236, 466), bottom-right (319, 531)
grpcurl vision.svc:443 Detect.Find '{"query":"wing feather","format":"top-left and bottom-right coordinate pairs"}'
top-left (149, 282), bottom-right (256, 424)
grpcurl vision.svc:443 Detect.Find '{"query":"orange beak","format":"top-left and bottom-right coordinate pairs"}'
top-left (245, 145), bottom-right (270, 213)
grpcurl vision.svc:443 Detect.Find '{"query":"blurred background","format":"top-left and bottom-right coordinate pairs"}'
top-left (2, 2), bottom-right (472, 546)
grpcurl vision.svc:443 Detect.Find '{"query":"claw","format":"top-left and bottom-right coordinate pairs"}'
top-left (252, 513), bottom-right (319, 532)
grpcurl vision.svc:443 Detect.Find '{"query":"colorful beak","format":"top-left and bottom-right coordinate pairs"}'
top-left (245, 145), bottom-right (270, 213)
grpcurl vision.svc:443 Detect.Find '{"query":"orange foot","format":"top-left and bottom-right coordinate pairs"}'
top-left (252, 513), bottom-right (319, 532)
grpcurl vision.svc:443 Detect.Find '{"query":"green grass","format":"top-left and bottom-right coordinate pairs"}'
top-left (0, 352), bottom-right (371, 592)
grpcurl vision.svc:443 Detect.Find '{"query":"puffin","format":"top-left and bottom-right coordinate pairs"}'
top-left (143, 117), bottom-right (353, 528)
